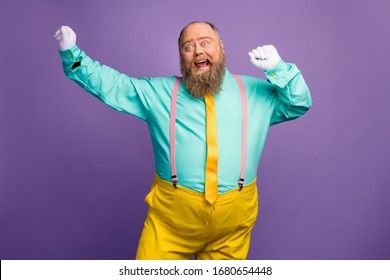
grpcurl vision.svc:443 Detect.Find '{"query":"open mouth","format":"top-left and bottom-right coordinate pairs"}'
top-left (194, 59), bottom-right (210, 69)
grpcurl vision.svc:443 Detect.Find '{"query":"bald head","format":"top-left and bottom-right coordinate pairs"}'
top-left (178, 21), bottom-right (221, 50)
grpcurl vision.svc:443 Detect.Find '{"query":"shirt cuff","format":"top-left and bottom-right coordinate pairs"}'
top-left (264, 59), bottom-right (289, 85)
top-left (58, 45), bottom-right (82, 65)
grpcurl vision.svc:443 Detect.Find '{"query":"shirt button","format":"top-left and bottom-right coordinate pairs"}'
top-left (67, 53), bottom-right (73, 58)
top-left (271, 73), bottom-right (275, 77)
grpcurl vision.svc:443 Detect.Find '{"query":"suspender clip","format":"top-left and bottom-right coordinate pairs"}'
top-left (238, 178), bottom-right (244, 191)
top-left (172, 175), bottom-right (178, 189)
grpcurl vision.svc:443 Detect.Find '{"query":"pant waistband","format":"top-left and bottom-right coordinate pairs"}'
top-left (152, 174), bottom-right (257, 204)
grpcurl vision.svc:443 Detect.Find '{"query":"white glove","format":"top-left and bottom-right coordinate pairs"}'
top-left (53, 26), bottom-right (77, 51)
top-left (248, 45), bottom-right (281, 71)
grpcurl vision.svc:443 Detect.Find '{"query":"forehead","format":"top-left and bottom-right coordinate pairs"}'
top-left (180, 23), bottom-right (218, 44)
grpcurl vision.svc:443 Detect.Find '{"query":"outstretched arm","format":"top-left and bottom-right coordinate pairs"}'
top-left (54, 26), bottom-right (155, 121)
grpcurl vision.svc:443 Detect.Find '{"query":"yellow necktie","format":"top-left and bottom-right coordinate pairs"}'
top-left (204, 94), bottom-right (218, 204)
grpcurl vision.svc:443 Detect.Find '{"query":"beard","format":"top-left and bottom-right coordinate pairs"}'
top-left (180, 53), bottom-right (226, 98)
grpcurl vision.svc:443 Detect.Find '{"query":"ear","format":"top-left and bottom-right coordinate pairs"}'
top-left (220, 40), bottom-right (225, 54)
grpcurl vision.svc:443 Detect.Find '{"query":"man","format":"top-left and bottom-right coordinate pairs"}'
top-left (54, 22), bottom-right (311, 260)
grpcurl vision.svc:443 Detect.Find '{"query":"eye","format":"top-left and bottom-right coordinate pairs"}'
top-left (201, 40), bottom-right (210, 47)
top-left (183, 43), bottom-right (194, 52)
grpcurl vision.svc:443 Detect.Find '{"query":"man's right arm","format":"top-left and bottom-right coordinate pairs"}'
top-left (54, 26), bottom-right (154, 121)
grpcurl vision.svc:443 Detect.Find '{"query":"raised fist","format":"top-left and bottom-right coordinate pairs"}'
top-left (54, 26), bottom-right (77, 51)
top-left (248, 45), bottom-right (281, 71)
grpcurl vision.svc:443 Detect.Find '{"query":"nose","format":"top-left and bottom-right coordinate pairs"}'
top-left (194, 44), bottom-right (204, 57)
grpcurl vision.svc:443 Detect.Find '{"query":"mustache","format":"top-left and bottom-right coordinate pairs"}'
top-left (192, 56), bottom-right (211, 63)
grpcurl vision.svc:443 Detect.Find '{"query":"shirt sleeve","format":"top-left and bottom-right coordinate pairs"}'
top-left (264, 59), bottom-right (312, 126)
top-left (58, 45), bottom-right (155, 121)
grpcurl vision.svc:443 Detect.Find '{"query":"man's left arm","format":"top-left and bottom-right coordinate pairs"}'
top-left (249, 45), bottom-right (312, 125)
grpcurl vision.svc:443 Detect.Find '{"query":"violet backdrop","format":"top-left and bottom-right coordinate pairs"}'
top-left (1, 0), bottom-right (389, 259)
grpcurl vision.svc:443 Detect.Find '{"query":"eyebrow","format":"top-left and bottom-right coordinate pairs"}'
top-left (181, 36), bottom-right (214, 47)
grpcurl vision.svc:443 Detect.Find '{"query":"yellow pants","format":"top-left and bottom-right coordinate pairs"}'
top-left (136, 175), bottom-right (258, 260)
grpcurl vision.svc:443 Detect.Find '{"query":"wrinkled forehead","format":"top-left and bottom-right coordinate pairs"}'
top-left (179, 22), bottom-right (219, 47)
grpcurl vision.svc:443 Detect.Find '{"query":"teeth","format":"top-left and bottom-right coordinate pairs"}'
top-left (195, 60), bottom-right (207, 63)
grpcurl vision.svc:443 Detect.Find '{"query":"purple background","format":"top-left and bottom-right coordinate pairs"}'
top-left (1, 0), bottom-right (389, 260)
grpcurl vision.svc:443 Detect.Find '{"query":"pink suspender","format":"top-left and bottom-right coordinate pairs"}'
top-left (169, 77), bottom-right (182, 187)
top-left (233, 74), bottom-right (248, 190)
top-left (169, 75), bottom-right (248, 190)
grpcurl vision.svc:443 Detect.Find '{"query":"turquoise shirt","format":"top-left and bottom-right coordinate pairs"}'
top-left (59, 45), bottom-right (312, 194)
